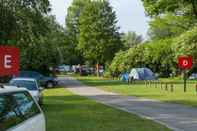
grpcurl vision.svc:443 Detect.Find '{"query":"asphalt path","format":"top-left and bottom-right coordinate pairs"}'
top-left (59, 76), bottom-right (197, 131)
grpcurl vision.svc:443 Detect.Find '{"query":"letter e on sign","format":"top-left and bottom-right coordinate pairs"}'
top-left (4, 55), bottom-right (12, 69)
top-left (0, 46), bottom-right (20, 76)
top-left (178, 56), bottom-right (193, 70)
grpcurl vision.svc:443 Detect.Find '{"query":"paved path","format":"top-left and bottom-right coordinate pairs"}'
top-left (59, 76), bottom-right (197, 131)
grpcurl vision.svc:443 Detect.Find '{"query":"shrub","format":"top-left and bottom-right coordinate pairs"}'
top-left (110, 39), bottom-right (176, 77)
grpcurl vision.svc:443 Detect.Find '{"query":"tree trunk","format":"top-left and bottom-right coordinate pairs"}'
top-left (96, 63), bottom-right (99, 77)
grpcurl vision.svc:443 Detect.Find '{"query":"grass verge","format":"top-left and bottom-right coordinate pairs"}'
top-left (43, 88), bottom-right (170, 131)
top-left (75, 76), bottom-right (197, 107)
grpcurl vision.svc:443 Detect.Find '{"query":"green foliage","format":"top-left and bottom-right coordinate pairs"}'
top-left (18, 16), bottom-right (67, 73)
top-left (144, 39), bottom-right (176, 76)
top-left (66, 0), bottom-right (89, 39)
top-left (65, 0), bottom-right (90, 64)
top-left (110, 39), bottom-right (175, 77)
top-left (148, 14), bottom-right (197, 39)
top-left (110, 44), bottom-right (147, 74)
top-left (173, 27), bottom-right (197, 71)
top-left (142, 0), bottom-right (197, 17)
top-left (78, 0), bottom-right (122, 64)
top-left (110, 51), bottom-right (129, 74)
top-left (122, 31), bottom-right (143, 49)
top-left (0, 0), bottom-right (51, 42)
top-left (0, 1), bottom-right (69, 74)
top-left (142, 0), bottom-right (197, 40)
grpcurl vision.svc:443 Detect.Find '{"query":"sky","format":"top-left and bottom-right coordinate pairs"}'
top-left (49, 0), bottom-right (149, 37)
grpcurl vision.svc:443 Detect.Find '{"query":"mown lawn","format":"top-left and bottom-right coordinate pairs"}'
top-left (43, 88), bottom-right (170, 131)
top-left (75, 76), bottom-right (197, 107)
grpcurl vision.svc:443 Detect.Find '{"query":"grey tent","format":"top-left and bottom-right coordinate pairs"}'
top-left (129, 68), bottom-right (156, 80)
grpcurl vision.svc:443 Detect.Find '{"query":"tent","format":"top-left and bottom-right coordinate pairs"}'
top-left (129, 68), bottom-right (156, 80)
top-left (120, 73), bottom-right (129, 81)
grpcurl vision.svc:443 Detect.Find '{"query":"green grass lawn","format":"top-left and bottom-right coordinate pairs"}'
top-left (43, 88), bottom-right (170, 131)
top-left (75, 76), bottom-right (197, 107)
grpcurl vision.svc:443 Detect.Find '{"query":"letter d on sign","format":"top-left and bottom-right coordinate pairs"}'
top-left (4, 55), bottom-right (12, 69)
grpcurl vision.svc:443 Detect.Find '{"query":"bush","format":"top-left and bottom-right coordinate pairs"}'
top-left (110, 39), bottom-right (176, 77)
top-left (144, 39), bottom-right (176, 77)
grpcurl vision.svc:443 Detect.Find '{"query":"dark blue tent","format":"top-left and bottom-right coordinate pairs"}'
top-left (129, 68), bottom-right (156, 80)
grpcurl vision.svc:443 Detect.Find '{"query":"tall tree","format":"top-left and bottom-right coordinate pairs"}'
top-left (122, 31), bottom-right (143, 49)
top-left (0, 0), bottom-right (51, 43)
top-left (19, 15), bottom-right (67, 74)
top-left (78, 0), bottom-right (122, 65)
top-left (66, 0), bottom-right (89, 43)
top-left (0, 0), bottom-right (71, 74)
top-left (65, 0), bottom-right (89, 64)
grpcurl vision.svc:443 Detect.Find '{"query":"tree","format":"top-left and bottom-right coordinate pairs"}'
top-left (0, 1), bottom-right (73, 74)
top-left (144, 39), bottom-right (176, 77)
top-left (148, 13), bottom-right (197, 39)
top-left (122, 31), bottom-right (143, 49)
top-left (173, 27), bottom-right (197, 72)
top-left (78, 0), bottom-right (122, 65)
top-left (142, 0), bottom-right (197, 40)
top-left (110, 51), bottom-right (129, 74)
top-left (66, 0), bottom-right (89, 42)
top-left (19, 16), bottom-right (67, 74)
top-left (110, 38), bottom-right (176, 77)
top-left (65, 0), bottom-right (90, 64)
top-left (0, 0), bottom-right (51, 43)
top-left (142, 0), bottom-right (197, 17)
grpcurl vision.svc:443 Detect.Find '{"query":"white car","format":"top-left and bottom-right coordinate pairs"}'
top-left (9, 78), bottom-right (44, 105)
top-left (189, 73), bottom-right (197, 80)
top-left (0, 86), bottom-right (46, 131)
top-left (58, 65), bottom-right (71, 72)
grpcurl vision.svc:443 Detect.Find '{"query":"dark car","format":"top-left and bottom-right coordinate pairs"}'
top-left (79, 67), bottom-right (92, 76)
top-left (16, 71), bottom-right (58, 88)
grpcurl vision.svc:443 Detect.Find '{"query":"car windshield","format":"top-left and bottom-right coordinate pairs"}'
top-left (10, 80), bottom-right (37, 91)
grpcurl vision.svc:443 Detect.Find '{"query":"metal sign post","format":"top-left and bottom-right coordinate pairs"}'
top-left (183, 70), bottom-right (187, 92)
top-left (178, 56), bottom-right (193, 92)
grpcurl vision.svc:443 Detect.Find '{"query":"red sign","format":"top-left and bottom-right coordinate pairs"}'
top-left (0, 46), bottom-right (20, 76)
top-left (178, 56), bottom-right (193, 69)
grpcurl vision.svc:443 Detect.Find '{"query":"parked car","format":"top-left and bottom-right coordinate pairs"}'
top-left (9, 78), bottom-right (44, 105)
top-left (58, 66), bottom-right (66, 72)
top-left (79, 67), bottom-right (92, 76)
top-left (16, 71), bottom-right (58, 88)
top-left (189, 73), bottom-right (197, 80)
top-left (0, 86), bottom-right (46, 131)
top-left (58, 65), bottom-right (71, 72)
